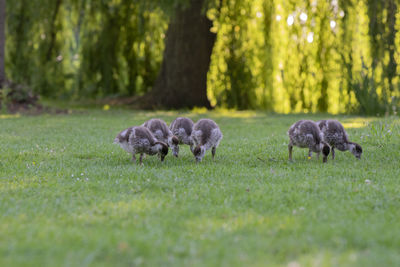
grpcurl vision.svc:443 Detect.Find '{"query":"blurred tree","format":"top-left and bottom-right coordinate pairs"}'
top-left (224, 0), bottom-right (256, 109)
top-left (385, 0), bottom-right (397, 94)
top-left (0, 0), bottom-right (5, 88)
top-left (46, 0), bottom-right (62, 61)
top-left (143, 0), bottom-right (216, 109)
top-left (260, 0), bottom-right (275, 109)
top-left (347, 0), bottom-right (399, 114)
top-left (316, 0), bottom-right (335, 113)
top-left (208, 0), bottom-right (265, 110)
top-left (76, 0), bottom-right (167, 98)
top-left (2, 0), bottom-right (400, 113)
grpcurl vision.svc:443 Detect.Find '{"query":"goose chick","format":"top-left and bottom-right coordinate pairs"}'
top-left (142, 118), bottom-right (179, 157)
top-left (317, 119), bottom-right (362, 159)
top-left (191, 119), bottom-right (223, 162)
top-left (114, 126), bottom-right (168, 164)
top-left (288, 120), bottom-right (330, 163)
top-left (170, 117), bottom-right (195, 156)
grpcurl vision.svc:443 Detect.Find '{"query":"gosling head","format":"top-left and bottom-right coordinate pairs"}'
top-left (169, 136), bottom-right (180, 157)
top-left (321, 142), bottom-right (331, 163)
top-left (193, 145), bottom-right (206, 163)
top-left (349, 142), bottom-right (362, 159)
top-left (156, 141), bottom-right (169, 162)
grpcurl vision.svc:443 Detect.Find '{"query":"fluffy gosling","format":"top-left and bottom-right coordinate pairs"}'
top-left (142, 118), bottom-right (179, 157)
top-left (114, 126), bottom-right (168, 165)
top-left (191, 119), bottom-right (223, 162)
top-left (288, 120), bottom-right (330, 163)
top-left (317, 119), bottom-right (362, 160)
top-left (170, 117), bottom-right (195, 157)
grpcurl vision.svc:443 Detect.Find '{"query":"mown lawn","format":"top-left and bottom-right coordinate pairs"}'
top-left (0, 110), bottom-right (399, 267)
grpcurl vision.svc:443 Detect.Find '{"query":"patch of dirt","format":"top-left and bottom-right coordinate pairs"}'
top-left (5, 102), bottom-right (68, 115)
top-left (1, 81), bottom-right (67, 115)
top-left (102, 95), bottom-right (152, 109)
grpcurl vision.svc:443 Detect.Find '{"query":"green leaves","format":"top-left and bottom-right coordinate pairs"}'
top-left (3, 0), bottom-right (400, 113)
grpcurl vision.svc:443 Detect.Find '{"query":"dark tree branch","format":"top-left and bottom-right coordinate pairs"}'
top-left (46, 0), bottom-right (62, 61)
top-left (0, 0), bottom-right (6, 88)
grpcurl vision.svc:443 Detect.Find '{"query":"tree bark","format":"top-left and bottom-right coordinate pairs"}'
top-left (0, 0), bottom-right (6, 88)
top-left (144, 0), bottom-right (215, 109)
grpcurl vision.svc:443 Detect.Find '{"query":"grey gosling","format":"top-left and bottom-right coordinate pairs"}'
top-left (191, 119), bottom-right (223, 162)
top-left (114, 126), bottom-right (168, 164)
top-left (169, 117), bottom-right (195, 157)
top-left (317, 119), bottom-right (362, 160)
top-left (288, 120), bottom-right (331, 163)
top-left (142, 118), bottom-right (179, 157)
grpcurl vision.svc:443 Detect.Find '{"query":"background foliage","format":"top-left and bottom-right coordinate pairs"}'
top-left (4, 0), bottom-right (400, 114)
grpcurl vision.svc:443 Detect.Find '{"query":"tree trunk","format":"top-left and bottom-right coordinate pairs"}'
top-left (0, 0), bottom-right (6, 88)
top-left (145, 0), bottom-right (215, 109)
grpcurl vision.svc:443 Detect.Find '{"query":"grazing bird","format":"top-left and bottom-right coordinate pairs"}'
top-left (142, 118), bottom-right (179, 157)
top-left (170, 117), bottom-right (195, 156)
top-left (191, 119), bottom-right (223, 162)
top-left (316, 119), bottom-right (362, 160)
top-left (288, 120), bottom-right (330, 163)
top-left (114, 126), bottom-right (168, 165)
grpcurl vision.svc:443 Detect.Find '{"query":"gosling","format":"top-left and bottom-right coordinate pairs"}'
top-left (170, 117), bottom-right (195, 157)
top-left (114, 126), bottom-right (169, 165)
top-left (191, 119), bottom-right (223, 162)
top-left (316, 119), bottom-right (362, 160)
top-left (288, 120), bottom-right (330, 163)
top-left (142, 118), bottom-right (179, 157)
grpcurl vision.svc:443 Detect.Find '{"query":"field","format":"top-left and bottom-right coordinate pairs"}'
top-left (1, 110), bottom-right (399, 266)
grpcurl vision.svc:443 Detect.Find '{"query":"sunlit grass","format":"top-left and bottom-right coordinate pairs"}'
top-left (342, 117), bottom-right (375, 128)
top-left (0, 114), bottom-right (21, 119)
top-left (1, 110), bottom-right (399, 266)
top-left (191, 107), bottom-right (258, 118)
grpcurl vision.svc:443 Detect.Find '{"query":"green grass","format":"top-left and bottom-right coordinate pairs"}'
top-left (1, 110), bottom-right (399, 267)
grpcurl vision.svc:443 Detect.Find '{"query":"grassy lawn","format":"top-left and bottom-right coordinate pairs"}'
top-left (1, 110), bottom-right (399, 266)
